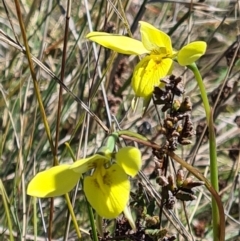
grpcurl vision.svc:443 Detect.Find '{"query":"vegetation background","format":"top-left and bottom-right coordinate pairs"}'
top-left (0, 0), bottom-right (239, 240)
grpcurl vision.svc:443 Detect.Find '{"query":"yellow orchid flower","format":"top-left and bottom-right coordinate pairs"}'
top-left (27, 147), bottom-right (142, 218)
top-left (86, 21), bottom-right (207, 99)
top-left (83, 159), bottom-right (130, 218)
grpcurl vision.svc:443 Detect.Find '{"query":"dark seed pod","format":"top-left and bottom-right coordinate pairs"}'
top-left (167, 175), bottom-right (175, 191)
top-left (162, 235), bottom-right (177, 241)
top-left (176, 190), bottom-right (197, 201)
top-left (178, 138), bottom-right (192, 145)
top-left (145, 228), bottom-right (168, 238)
top-left (157, 126), bottom-right (167, 135)
top-left (154, 99), bottom-right (165, 105)
top-left (160, 76), bottom-right (170, 84)
top-left (176, 169), bottom-right (184, 187)
top-left (165, 120), bottom-right (174, 129)
top-left (172, 130), bottom-right (180, 137)
top-left (172, 116), bottom-right (179, 124)
top-left (165, 192), bottom-right (176, 209)
top-left (234, 116), bottom-right (240, 128)
top-left (182, 178), bottom-right (205, 189)
top-left (156, 175), bottom-right (169, 186)
top-left (228, 144), bottom-right (240, 161)
top-left (179, 96), bottom-right (192, 112)
top-left (162, 103), bottom-right (172, 112)
top-left (176, 124), bottom-right (183, 133)
top-left (173, 99), bottom-right (181, 111)
top-left (153, 86), bottom-right (165, 96)
top-left (182, 177), bottom-right (193, 186)
top-left (145, 215), bottom-right (159, 227)
top-left (180, 187), bottom-right (195, 195)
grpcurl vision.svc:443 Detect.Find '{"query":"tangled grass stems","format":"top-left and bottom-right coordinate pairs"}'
top-left (1, 0), bottom-right (240, 240)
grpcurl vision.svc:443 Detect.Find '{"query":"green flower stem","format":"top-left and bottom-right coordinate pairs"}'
top-left (105, 132), bottom-right (119, 152)
top-left (187, 63), bottom-right (210, 123)
top-left (187, 63), bottom-right (222, 241)
top-left (118, 132), bottom-right (225, 241)
top-left (209, 109), bottom-right (221, 240)
top-left (86, 198), bottom-right (99, 241)
top-left (167, 152), bottom-right (225, 241)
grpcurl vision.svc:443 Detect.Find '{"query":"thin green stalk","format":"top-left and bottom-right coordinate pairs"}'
top-left (64, 194), bottom-right (81, 239)
top-left (209, 109), bottom-right (220, 237)
top-left (65, 142), bottom-right (76, 161)
top-left (33, 197), bottom-right (37, 241)
top-left (187, 63), bottom-right (211, 123)
top-left (86, 198), bottom-right (99, 241)
top-left (0, 180), bottom-right (14, 241)
top-left (187, 63), bottom-right (222, 241)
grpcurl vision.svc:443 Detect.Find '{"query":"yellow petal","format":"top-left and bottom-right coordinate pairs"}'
top-left (131, 56), bottom-right (173, 97)
top-left (177, 41), bottom-right (207, 66)
top-left (70, 154), bottom-right (108, 173)
top-left (139, 21), bottom-right (172, 55)
top-left (116, 147), bottom-right (142, 177)
top-left (27, 165), bottom-right (80, 197)
top-left (84, 164), bottom-right (130, 218)
top-left (86, 32), bottom-right (149, 55)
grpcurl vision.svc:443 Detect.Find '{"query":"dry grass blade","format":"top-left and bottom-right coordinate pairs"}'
top-left (0, 0), bottom-right (239, 240)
